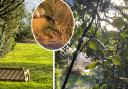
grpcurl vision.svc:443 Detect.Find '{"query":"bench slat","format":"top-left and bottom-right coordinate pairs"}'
top-left (0, 70), bottom-right (7, 79)
top-left (0, 68), bottom-right (30, 82)
top-left (15, 71), bottom-right (24, 80)
top-left (6, 70), bottom-right (16, 80)
top-left (1, 70), bottom-right (10, 79)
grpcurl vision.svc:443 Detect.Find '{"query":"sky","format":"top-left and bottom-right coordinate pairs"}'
top-left (67, 0), bottom-right (74, 5)
top-left (25, 0), bottom-right (42, 12)
top-left (111, 0), bottom-right (125, 6)
top-left (24, 0), bottom-right (73, 12)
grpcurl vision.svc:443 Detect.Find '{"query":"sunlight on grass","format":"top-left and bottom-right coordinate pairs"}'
top-left (1, 43), bottom-right (52, 64)
top-left (0, 43), bottom-right (53, 89)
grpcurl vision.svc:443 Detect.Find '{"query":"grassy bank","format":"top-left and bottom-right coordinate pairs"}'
top-left (0, 43), bottom-right (53, 89)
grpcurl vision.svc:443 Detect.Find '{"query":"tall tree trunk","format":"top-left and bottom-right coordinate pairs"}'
top-left (61, 8), bottom-right (98, 89)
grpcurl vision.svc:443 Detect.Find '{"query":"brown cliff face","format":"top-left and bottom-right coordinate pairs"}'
top-left (32, 0), bottom-right (74, 50)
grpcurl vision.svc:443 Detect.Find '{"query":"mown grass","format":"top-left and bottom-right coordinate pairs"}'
top-left (0, 43), bottom-right (53, 89)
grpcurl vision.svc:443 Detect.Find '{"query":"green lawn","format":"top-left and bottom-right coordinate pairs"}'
top-left (0, 43), bottom-right (53, 89)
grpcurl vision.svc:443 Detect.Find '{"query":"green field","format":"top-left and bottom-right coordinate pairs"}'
top-left (0, 43), bottom-right (53, 89)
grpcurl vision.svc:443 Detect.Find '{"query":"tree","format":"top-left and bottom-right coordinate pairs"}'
top-left (55, 0), bottom-right (128, 89)
top-left (15, 11), bottom-right (33, 41)
top-left (0, 0), bottom-right (24, 57)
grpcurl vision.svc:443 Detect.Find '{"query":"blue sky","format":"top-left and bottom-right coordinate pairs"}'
top-left (25, 0), bottom-right (74, 12)
top-left (25, 0), bottom-right (42, 12)
top-left (67, 0), bottom-right (74, 5)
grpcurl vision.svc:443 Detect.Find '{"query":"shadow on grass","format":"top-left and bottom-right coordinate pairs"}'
top-left (0, 62), bottom-right (52, 83)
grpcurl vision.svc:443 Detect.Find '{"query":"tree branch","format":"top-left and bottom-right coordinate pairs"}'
top-left (80, 22), bottom-right (99, 52)
top-left (0, 0), bottom-right (15, 14)
top-left (61, 1), bottom-right (100, 88)
top-left (0, 0), bottom-right (24, 17)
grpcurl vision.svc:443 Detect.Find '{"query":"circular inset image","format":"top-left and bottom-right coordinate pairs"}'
top-left (32, 0), bottom-right (74, 50)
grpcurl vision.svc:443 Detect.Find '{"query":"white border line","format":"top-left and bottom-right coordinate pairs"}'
top-left (31, 0), bottom-right (75, 51)
top-left (30, 0), bottom-right (75, 89)
top-left (53, 51), bottom-right (55, 89)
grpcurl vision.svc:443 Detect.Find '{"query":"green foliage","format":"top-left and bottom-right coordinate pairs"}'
top-left (86, 61), bottom-right (100, 69)
top-left (0, 0), bottom-right (25, 57)
top-left (88, 38), bottom-right (105, 50)
top-left (103, 31), bottom-right (119, 39)
top-left (112, 55), bottom-right (121, 65)
top-left (55, 66), bottom-right (62, 89)
top-left (89, 41), bottom-right (97, 50)
top-left (56, 0), bottom-right (128, 88)
top-left (93, 84), bottom-right (99, 89)
top-left (15, 11), bottom-right (33, 41)
top-left (101, 84), bottom-right (107, 89)
top-left (120, 32), bottom-right (128, 39)
top-left (55, 51), bottom-right (68, 68)
top-left (112, 18), bottom-right (125, 28)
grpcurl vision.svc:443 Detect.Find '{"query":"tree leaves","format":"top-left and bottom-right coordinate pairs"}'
top-left (89, 40), bottom-right (97, 50)
top-left (85, 61), bottom-right (100, 69)
top-left (85, 55), bottom-right (121, 69)
top-left (93, 84), bottom-right (99, 89)
top-left (88, 38), bottom-right (105, 50)
top-left (101, 84), bottom-right (107, 89)
top-left (112, 55), bottom-right (121, 65)
top-left (120, 32), bottom-right (128, 39)
top-left (93, 84), bottom-right (107, 89)
top-left (103, 31), bottom-right (119, 39)
top-left (112, 18), bottom-right (125, 28)
top-left (102, 47), bottom-right (116, 55)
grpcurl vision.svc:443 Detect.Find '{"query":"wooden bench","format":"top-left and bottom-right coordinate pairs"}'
top-left (0, 67), bottom-right (30, 82)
